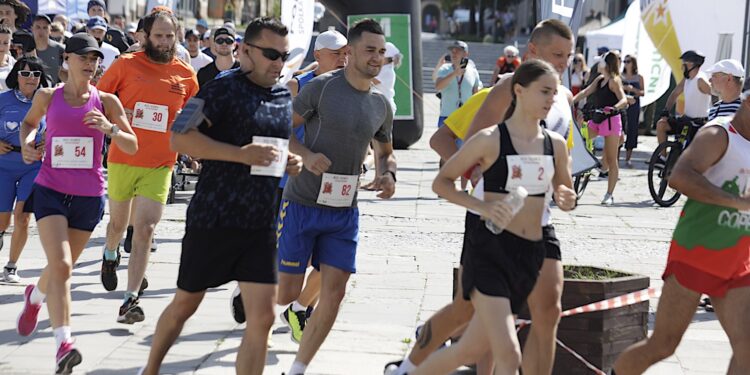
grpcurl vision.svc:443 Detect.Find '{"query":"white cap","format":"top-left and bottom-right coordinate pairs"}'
top-left (706, 59), bottom-right (745, 78)
top-left (314, 30), bottom-right (347, 51)
top-left (385, 42), bottom-right (400, 58)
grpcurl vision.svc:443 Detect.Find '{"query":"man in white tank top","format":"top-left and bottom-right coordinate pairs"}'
top-left (655, 50), bottom-right (712, 148)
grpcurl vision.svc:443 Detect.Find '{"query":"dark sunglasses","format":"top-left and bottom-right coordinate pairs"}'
top-left (623, 59), bottom-right (632, 63)
top-left (573, 58), bottom-right (581, 63)
top-left (245, 42), bottom-right (290, 62)
top-left (18, 70), bottom-right (42, 78)
top-left (214, 37), bottom-right (234, 45)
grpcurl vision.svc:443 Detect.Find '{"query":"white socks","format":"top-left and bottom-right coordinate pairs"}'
top-left (30, 285), bottom-right (46, 305)
top-left (289, 361), bottom-right (307, 375)
top-left (397, 358), bottom-right (416, 375)
top-left (53, 326), bottom-right (71, 349)
top-left (291, 300), bottom-right (306, 312)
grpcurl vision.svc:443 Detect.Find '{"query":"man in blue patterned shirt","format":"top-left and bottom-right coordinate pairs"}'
top-left (140, 17), bottom-right (302, 375)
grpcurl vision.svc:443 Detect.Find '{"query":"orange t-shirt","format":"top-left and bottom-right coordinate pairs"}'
top-left (98, 51), bottom-right (199, 169)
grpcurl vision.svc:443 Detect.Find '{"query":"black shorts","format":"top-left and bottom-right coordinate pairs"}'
top-left (542, 225), bottom-right (561, 260)
top-left (461, 213), bottom-right (546, 314)
top-left (177, 227), bottom-right (277, 292)
top-left (23, 184), bottom-right (105, 232)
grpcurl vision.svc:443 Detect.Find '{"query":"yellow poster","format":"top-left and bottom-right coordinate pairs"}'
top-left (640, 0), bottom-right (684, 81)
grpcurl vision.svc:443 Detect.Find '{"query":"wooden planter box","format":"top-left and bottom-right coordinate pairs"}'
top-left (519, 266), bottom-right (650, 375)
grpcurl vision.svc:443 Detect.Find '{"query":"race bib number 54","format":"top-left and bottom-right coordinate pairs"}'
top-left (316, 173), bottom-right (358, 207)
top-left (51, 137), bottom-right (93, 169)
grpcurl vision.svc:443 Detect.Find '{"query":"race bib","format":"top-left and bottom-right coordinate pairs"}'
top-left (505, 155), bottom-right (553, 195)
top-left (250, 136), bottom-right (289, 177)
top-left (131, 102), bottom-right (169, 133)
top-left (316, 173), bottom-right (358, 207)
top-left (51, 137), bottom-right (93, 169)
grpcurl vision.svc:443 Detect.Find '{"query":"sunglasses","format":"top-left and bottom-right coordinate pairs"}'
top-left (245, 43), bottom-right (291, 62)
top-left (214, 37), bottom-right (234, 45)
top-left (623, 59), bottom-right (632, 63)
top-left (18, 70), bottom-right (41, 78)
top-left (573, 58), bottom-right (581, 63)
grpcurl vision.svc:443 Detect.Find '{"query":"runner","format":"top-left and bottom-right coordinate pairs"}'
top-left (613, 81), bottom-right (750, 375)
top-left (15, 33), bottom-right (137, 373)
top-left (230, 29), bottom-right (349, 330)
top-left (96, 10), bottom-right (198, 325)
top-left (412, 59), bottom-right (576, 375)
top-left (0, 57), bottom-right (49, 283)
top-left (388, 19), bottom-right (575, 375)
top-left (572, 52), bottom-right (628, 205)
top-left (278, 18), bottom-right (396, 375)
top-left (141, 17), bottom-right (300, 375)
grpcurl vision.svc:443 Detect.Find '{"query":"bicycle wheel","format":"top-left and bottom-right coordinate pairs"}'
top-left (647, 142), bottom-right (682, 207)
top-left (573, 172), bottom-right (591, 200)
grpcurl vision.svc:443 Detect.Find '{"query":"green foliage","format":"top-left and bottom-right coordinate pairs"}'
top-left (563, 265), bottom-right (631, 280)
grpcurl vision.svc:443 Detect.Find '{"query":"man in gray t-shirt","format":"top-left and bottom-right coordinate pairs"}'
top-left (278, 19), bottom-right (397, 375)
top-left (32, 15), bottom-right (65, 84)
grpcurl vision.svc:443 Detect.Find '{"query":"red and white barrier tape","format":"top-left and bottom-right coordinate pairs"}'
top-left (555, 338), bottom-right (608, 375)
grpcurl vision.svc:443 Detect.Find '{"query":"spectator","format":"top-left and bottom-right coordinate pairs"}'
top-left (86, 16), bottom-right (119, 73)
top-left (196, 27), bottom-right (239, 86)
top-left (195, 18), bottom-right (208, 35)
top-left (0, 25), bottom-right (16, 92)
top-left (491, 45), bottom-right (520, 84)
top-left (11, 30), bottom-right (35, 59)
top-left (53, 14), bottom-right (72, 38)
top-left (49, 21), bottom-right (66, 44)
top-left (570, 52), bottom-right (589, 95)
top-left (374, 41), bottom-right (401, 113)
top-left (185, 28), bottom-right (212, 72)
top-left (0, 0), bottom-right (30, 33)
top-left (31, 14), bottom-right (64, 84)
top-left (87, 0), bottom-right (130, 52)
top-left (621, 54), bottom-right (644, 167)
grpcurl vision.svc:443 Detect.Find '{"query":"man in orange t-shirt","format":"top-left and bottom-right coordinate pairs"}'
top-left (96, 10), bottom-right (199, 325)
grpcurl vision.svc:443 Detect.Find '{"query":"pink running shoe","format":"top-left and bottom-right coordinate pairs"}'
top-left (55, 339), bottom-right (82, 374)
top-left (16, 284), bottom-right (42, 336)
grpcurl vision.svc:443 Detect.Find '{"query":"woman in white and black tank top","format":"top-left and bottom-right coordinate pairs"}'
top-left (622, 55), bottom-right (644, 167)
top-left (412, 60), bottom-right (576, 375)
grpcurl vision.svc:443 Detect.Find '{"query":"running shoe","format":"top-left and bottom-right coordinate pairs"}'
top-left (138, 276), bottom-right (149, 297)
top-left (55, 339), bottom-right (82, 374)
top-left (230, 285), bottom-right (245, 324)
top-left (151, 237), bottom-right (157, 252)
top-left (598, 169), bottom-right (609, 179)
top-left (16, 284), bottom-right (42, 336)
top-left (117, 296), bottom-right (145, 324)
top-left (601, 193), bottom-right (614, 206)
top-left (280, 305), bottom-right (307, 344)
top-left (124, 225), bottom-right (134, 253)
top-left (4, 266), bottom-right (20, 283)
top-left (100, 251), bottom-right (120, 291)
top-left (383, 360), bottom-right (403, 375)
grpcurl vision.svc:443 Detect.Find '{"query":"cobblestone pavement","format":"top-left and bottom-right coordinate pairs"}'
top-left (0, 94), bottom-right (731, 374)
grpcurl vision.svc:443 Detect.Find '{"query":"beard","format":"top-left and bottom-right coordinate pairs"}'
top-left (144, 38), bottom-right (176, 63)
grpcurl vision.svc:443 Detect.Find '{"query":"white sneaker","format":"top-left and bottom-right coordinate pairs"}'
top-left (3, 266), bottom-right (20, 283)
top-left (601, 193), bottom-right (614, 205)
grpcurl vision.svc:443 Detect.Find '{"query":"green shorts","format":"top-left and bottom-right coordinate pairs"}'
top-left (107, 163), bottom-right (171, 204)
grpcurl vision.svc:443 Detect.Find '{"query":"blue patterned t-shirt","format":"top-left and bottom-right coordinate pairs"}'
top-left (186, 69), bottom-right (292, 230)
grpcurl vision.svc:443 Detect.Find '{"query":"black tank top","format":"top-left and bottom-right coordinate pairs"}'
top-left (483, 123), bottom-right (556, 197)
top-left (591, 79), bottom-right (618, 109)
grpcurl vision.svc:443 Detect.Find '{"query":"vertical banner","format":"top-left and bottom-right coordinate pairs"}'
top-left (280, 0), bottom-right (315, 86)
top-left (348, 14), bottom-right (414, 120)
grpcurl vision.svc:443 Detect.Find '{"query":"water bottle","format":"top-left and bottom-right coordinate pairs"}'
top-left (485, 186), bottom-right (528, 234)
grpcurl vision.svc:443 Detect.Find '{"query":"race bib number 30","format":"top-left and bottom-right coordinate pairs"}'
top-left (51, 137), bottom-right (93, 169)
top-left (132, 102), bottom-right (169, 133)
top-left (250, 136), bottom-right (289, 177)
top-left (316, 173), bottom-right (358, 207)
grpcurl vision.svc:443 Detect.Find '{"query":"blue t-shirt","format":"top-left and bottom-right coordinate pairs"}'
top-left (0, 90), bottom-right (45, 166)
top-left (186, 70), bottom-right (292, 230)
top-left (279, 70), bottom-right (315, 189)
top-left (436, 63), bottom-right (482, 117)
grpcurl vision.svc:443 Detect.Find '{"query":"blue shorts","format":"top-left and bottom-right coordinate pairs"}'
top-left (277, 200), bottom-right (359, 274)
top-left (437, 116), bottom-right (463, 148)
top-left (24, 184), bottom-right (105, 232)
top-left (0, 162), bottom-right (40, 212)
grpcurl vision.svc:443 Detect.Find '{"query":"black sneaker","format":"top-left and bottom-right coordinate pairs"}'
top-left (231, 286), bottom-right (245, 324)
top-left (100, 251), bottom-right (120, 291)
top-left (150, 238), bottom-right (157, 253)
top-left (123, 226), bottom-right (133, 253)
top-left (117, 296), bottom-right (145, 324)
top-left (138, 276), bottom-right (148, 297)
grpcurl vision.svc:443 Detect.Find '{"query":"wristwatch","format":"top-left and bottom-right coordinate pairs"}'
top-left (110, 124), bottom-right (120, 137)
top-left (383, 170), bottom-right (397, 182)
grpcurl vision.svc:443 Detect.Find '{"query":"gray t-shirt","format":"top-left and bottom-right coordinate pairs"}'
top-left (37, 40), bottom-right (64, 84)
top-left (284, 69), bottom-right (393, 208)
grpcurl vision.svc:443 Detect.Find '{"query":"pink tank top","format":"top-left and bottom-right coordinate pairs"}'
top-left (34, 85), bottom-right (106, 197)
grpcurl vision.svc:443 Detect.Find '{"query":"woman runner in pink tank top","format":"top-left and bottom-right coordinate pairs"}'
top-left (15, 33), bottom-right (138, 374)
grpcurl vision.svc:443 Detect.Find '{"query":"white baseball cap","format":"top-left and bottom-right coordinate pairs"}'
top-left (706, 59), bottom-right (745, 78)
top-left (314, 30), bottom-right (347, 51)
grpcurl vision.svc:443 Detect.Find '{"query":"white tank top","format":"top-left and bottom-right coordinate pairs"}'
top-left (683, 71), bottom-right (711, 118)
top-left (703, 117), bottom-right (750, 192)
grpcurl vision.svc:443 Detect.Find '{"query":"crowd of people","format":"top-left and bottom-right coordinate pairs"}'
top-left (0, 2), bottom-right (749, 374)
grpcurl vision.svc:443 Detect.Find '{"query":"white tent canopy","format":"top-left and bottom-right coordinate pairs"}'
top-left (582, 17), bottom-right (624, 67)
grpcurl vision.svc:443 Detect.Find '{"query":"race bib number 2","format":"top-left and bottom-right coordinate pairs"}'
top-left (132, 102), bottom-right (169, 133)
top-left (316, 173), bottom-right (358, 207)
top-left (51, 137), bottom-right (93, 169)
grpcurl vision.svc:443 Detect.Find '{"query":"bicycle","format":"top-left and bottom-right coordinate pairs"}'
top-left (647, 115), bottom-right (706, 207)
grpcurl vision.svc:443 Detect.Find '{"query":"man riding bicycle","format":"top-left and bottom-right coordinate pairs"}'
top-left (655, 50), bottom-right (712, 155)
